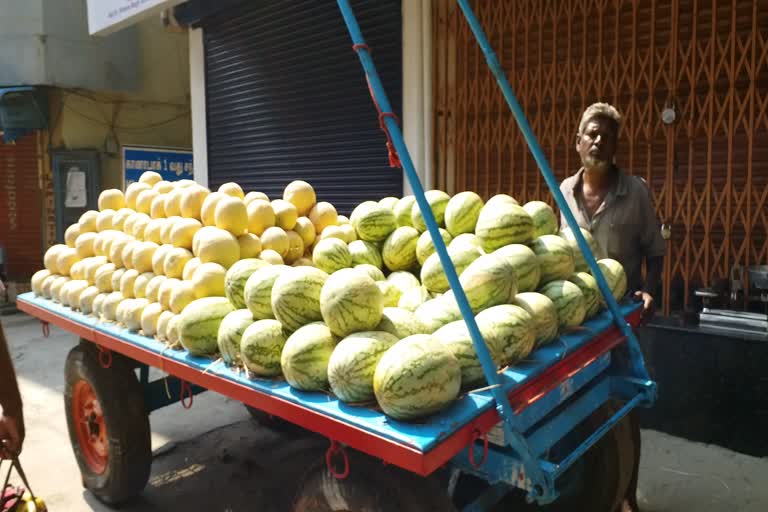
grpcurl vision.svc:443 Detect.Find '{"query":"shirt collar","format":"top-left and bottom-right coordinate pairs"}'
top-left (571, 166), bottom-right (629, 196)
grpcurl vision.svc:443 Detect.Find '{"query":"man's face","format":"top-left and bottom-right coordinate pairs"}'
top-left (576, 116), bottom-right (618, 171)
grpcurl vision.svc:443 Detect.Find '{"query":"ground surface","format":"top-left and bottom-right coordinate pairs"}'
top-left (2, 313), bottom-right (766, 511)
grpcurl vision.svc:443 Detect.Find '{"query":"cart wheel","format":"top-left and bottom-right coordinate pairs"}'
top-left (455, 401), bottom-right (636, 511)
top-left (292, 449), bottom-right (457, 512)
top-left (245, 405), bottom-right (307, 435)
top-left (64, 342), bottom-right (152, 505)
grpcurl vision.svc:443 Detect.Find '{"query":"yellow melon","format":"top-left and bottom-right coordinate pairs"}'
top-left (124, 298), bottom-right (150, 331)
top-left (158, 278), bottom-right (181, 310)
top-left (259, 249), bottom-right (284, 265)
top-left (294, 217), bottom-right (316, 247)
top-left (121, 240), bottom-right (139, 270)
top-left (110, 268), bottom-right (126, 292)
top-left (283, 180), bottom-right (316, 216)
top-left (244, 191), bottom-right (269, 205)
top-left (145, 275), bottom-right (167, 303)
top-left (170, 218), bottom-right (202, 249)
top-left (57, 248), bottom-right (80, 276)
top-left (132, 215), bottom-right (151, 240)
top-left (120, 269), bottom-right (140, 298)
top-left (309, 202), bottom-right (338, 233)
top-left (84, 256), bottom-right (108, 285)
top-left (135, 189), bottom-right (159, 215)
top-left (160, 216), bottom-right (181, 244)
top-left (125, 182), bottom-right (151, 210)
top-left (141, 302), bottom-right (164, 336)
top-left (166, 315), bottom-right (182, 344)
top-left (156, 310), bottom-right (175, 340)
top-left (101, 291), bottom-right (124, 321)
top-left (182, 257), bottom-right (202, 281)
top-left (271, 199), bottom-right (298, 230)
top-left (169, 281), bottom-right (196, 314)
top-left (98, 189), bottom-right (125, 211)
top-left (108, 237), bottom-right (131, 268)
top-left (78, 210), bottom-right (99, 233)
top-left (164, 247), bottom-right (193, 278)
top-left (338, 224), bottom-right (357, 243)
top-left (31, 269), bottom-right (51, 296)
top-left (44, 244), bottom-right (68, 273)
top-left (238, 233), bottom-right (262, 258)
top-left (151, 244), bottom-right (174, 275)
top-left (180, 186), bottom-right (210, 220)
top-left (284, 230), bottom-right (304, 264)
top-left (214, 196), bottom-right (248, 235)
top-left (153, 180), bottom-right (174, 194)
top-left (64, 224), bottom-right (81, 248)
top-left (192, 226), bottom-right (220, 255)
top-left (96, 209), bottom-right (115, 232)
top-left (337, 215), bottom-right (350, 225)
top-left (133, 272), bottom-right (155, 299)
top-left (246, 199), bottom-right (276, 235)
top-left (200, 192), bottom-right (226, 227)
top-left (69, 259), bottom-right (87, 281)
top-left (94, 263), bottom-right (117, 292)
top-left (139, 171), bottom-right (162, 186)
top-left (260, 226), bottom-right (289, 257)
top-left (50, 276), bottom-right (71, 303)
top-left (195, 227), bottom-right (240, 268)
top-left (144, 218), bottom-right (165, 244)
top-left (192, 262), bottom-right (227, 298)
top-left (164, 188), bottom-right (183, 217)
top-left (150, 194), bottom-right (167, 219)
top-left (218, 182), bottom-right (245, 199)
top-left (67, 280), bottom-right (91, 310)
top-left (78, 286), bottom-right (100, 315)
top-left (319, 225), bottom-right (347, 242)
top-left (132, 241), bottom-right (158, 274)
top-left (41, 274), bottom-right (60, 299)
top-left (111, 208), bottom-right (134, 232)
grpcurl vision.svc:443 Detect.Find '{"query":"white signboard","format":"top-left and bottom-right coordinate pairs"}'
top-left (87, 0), bottom-right (182, 36)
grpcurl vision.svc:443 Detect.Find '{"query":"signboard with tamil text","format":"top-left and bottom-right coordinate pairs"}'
top-left (123, 146), bottom-right (193, 187)
top-left (87, 0), bottom-right (183, 36)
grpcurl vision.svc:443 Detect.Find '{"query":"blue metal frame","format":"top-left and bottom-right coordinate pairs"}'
top-left (336, 0), bottom-right (656, 504)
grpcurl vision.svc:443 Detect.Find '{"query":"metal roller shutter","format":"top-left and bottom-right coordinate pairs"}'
top-left (202, 0), bottom-right (402, 214)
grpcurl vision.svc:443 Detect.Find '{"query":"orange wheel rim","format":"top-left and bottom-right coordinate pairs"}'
top-left (72, 379), bottom-right (108, 474)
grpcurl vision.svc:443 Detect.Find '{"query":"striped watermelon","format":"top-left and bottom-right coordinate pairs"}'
top-left (513, 292), bottom-right (559, 347)
top-left (377, 280), bottom-right (402, 307)
top-left (416, 228), bottom-right (452, 266)
top-left (349, 201), bottom-right (378, 227)
top-left (476, 304), bottom-right (536, 366)
top-left (320, 268), bottom-right (384, 337)
top-left (379, 196), bottom-right (399, 210)
top-left (433, 320), bottom-right (502, 388)
top-left (523, 201), bottom-right (558, 238)
top-left (312, 238), bottom-right (351, 274)
top-left (373, 334), bottom-right (462, 421)
top-left (240, 319), bottom-right (287, 377)
top-left (328, 331), bottom-right (400, 403)
top-left (569, 272), bottom-right (601, 318)
top-left (493, 244), bottom-right (541, 292)
top-left (475, 202), bottom-right (534, 251)
top-left (386, 271), bottom-right (421, 294)
top-left (595, 258), bottom-right (628, 303)
top-left (414, 297), bottom-right (462, 334)
top-left (178, 297), bottom-right (236, 356)
top-left (376, 307), bottom-right (424, 338)
top-left (382, 226), bottom-right (420, 271)
top-left (454, 253), bottom-right (518, 313)
top-left (354, 203), bottom-right (397, 242)
top-left (355, 263), bottom-right (385, 282)
top-left (560, 227), bottom-right (602, 272)
top-left (217, 309), bottom-right (254, 365)
top-left (271, 266), bottom-right (329, 332)
top-left (420, 244), bottom-right (482, 293)
top-left (450, 233), bottom-right (483, 251)
top-left (394, 195), bottom-right (416, 227)
top-left (244, 265), bottom-right (289, 319)
top-left (397, 285), bottom-right (431, 312)
top-left (348, 240), bottom-right (383, 268)
top-left (444, 191), bottom-right (484, 236)
top-left (530, 235), bottom-right (575, 285)
top-left (539, 280), bottom-right (586, 331)
top-left (225, 258), bottom-right (269, 309)
top-left (411, 190), bottom-right (451, 232)
top-left (485, 194), bottom-right (519, 207)
top-left (280, 322), bottom-right (338, 391)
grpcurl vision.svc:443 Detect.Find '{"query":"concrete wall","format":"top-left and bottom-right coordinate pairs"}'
top-left (49, 16), bottom-right (191, 191)
top-left (0, 0), bottom-right (139, 91)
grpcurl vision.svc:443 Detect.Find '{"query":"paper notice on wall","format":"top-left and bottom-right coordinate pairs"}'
top-left (65, 168), bottom-right (87, 208)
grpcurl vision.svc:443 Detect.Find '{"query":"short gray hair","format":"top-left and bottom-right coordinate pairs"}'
top-left (578, 102), bottom-right (621, 136)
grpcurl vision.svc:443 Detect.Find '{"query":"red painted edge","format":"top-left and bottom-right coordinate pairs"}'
top-left (17, 297), bottom-right (641, 477)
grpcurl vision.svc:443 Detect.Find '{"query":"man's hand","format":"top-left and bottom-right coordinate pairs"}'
top-left (633, 290), bottom-right (655, 323)
top-left (0, 413), bottom-right (23, 458)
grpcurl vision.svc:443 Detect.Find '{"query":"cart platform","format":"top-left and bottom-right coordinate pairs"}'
top-left (16, 292), bottom-right (641, 477)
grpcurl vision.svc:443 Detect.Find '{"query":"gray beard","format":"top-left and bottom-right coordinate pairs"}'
top-left (581, 154), bottom-right (610, 171)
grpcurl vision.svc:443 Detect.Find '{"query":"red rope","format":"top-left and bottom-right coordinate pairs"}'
top-left (352, 42), bottom-right (402, 169)
top-left (180, 381), bottom-right (194, 409)
top-left (98, 346), bottom-right (112, 369)
top-left (468, 429), bottom-right (489, 469)
top-left (41, 321), bottom-right (49, 338)
top-left (325, 440), bottom-right (350, 479)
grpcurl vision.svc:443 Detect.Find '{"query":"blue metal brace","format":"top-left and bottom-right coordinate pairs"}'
top-left (336, 0), bottom-right (553, 502)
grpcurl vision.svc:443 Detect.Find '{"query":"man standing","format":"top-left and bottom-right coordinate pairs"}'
top-left (0, 279), bottom-right (25, 459)
top-left (560, 102), bottom-right (666, 512)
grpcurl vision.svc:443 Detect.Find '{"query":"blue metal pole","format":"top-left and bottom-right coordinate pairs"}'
top-left (455, 0), bottom-right (651, 383)
top-left (335, 0), bottom-right (552, 501)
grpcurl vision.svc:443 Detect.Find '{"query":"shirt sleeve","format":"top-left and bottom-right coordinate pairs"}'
top-left (0, 324), bottom-right (23, 419)
top-left (637, 180), bottom-right (667, 258)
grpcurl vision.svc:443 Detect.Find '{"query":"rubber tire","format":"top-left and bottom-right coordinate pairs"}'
top-left (455, 401), bottom-right (637, 512)
top-left (245, 405), bottom-right (308, 436)
top-left (64, 342), bottom-right (152, 505)
top-left (291, 448), bottom-right (457, 512)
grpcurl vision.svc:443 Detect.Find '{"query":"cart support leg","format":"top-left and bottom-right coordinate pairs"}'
top-left (461, 483), bottom-right (511, 512)
top-left (136, 364), bottom-right (207, 413)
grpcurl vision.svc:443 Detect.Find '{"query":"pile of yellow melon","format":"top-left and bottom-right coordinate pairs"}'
top-left (30, 171), bottom-right (340, 341)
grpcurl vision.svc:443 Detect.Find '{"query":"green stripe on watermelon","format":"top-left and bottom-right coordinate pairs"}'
top-left (493, 243), bottom-right (541, 292)
top-left (382, 226), bottom-right (420, 271)
top-left (217, 309), bottom-right (255, 365)
top-left (348, 240), bottom-right (383, 268)
top-left (355, 204), bottom-right (397, 242)
top-left (538, 280), bottom-right (586, 331)
top-left (244, 265), bottom-right (289, 320)
top-left (241, 319), bottom-right (287, 377)
top-left (280, 322), bottom-right (338, 391)
top-left (312, 238), bottom-right (351, 274)
top-left (433, 320), bottom-right (502, 389)
top-left (328, 331), bottom-right (399, 403)
top-left (530, 234), bottom-right (575, 285)
top-left (522, 201), bottom-right (559, 238)
top-left (224, 258), bottom-right (269, 310)
top-left (411, 190), bottom-right (451, 232)
top-left (475, 202), bottom-right (534, 251)
top-left (444, 191), bottom-right (484, 236)
top-left (178, 297), bottom-right (236, 356)
top-left (420, 244), bottom-right (482, 294)
top-left (476, 304), bottom-right (536, 365)
top-left (569, 272), bottom-right (601, 318)
top-left (320, 268), bottom-right (384, 337)
top-left (513, 292), bottom-right (559, 347)
top-left (271, 266), bottom-right (328, 332)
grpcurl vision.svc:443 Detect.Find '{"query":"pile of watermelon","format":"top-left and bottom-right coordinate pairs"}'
top-left (29, 172), bottom-right (628, 422)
